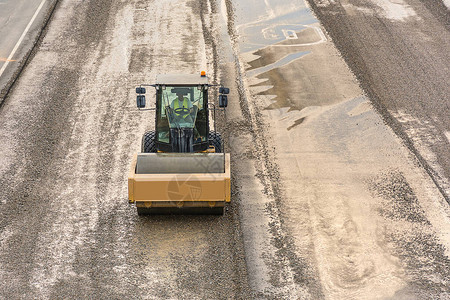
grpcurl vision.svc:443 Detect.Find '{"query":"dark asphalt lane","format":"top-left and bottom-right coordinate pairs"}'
top-left (306, 0), bottom-right (450, 203)
top-left (0, 0), bottom-right (55, 103)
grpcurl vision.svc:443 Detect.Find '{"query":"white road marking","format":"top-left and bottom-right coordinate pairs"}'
top-left (265, 25), bottom-right (327, 48)
top-left (241, 24), bottom-right (327, 52)
top-left (282, 29), bottom-right (298, 39)
top-left (0, 0), bottom-right (47, 78)
top-left (262, 27), bottom-right (278, 40)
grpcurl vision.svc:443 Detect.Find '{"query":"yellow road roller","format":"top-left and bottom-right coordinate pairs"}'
top-left (128, 73), bottom-right (230, 215)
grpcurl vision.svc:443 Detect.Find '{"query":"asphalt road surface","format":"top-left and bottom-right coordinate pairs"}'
top-left (0, 0), bottom-right (449, 298)
top-left (0, 0), bottom-right (55, 102)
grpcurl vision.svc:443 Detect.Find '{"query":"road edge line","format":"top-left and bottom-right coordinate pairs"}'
top-left (0, 0), bottom-right (61, 108)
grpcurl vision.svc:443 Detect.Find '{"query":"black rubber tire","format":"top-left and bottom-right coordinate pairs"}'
top-left (208, 131), bottom-right (222, 153)
top-left (141, 130), bottom-right (156, 153)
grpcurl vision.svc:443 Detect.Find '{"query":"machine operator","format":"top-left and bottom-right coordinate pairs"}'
top-left (171, 91), bottom-right (193, 117)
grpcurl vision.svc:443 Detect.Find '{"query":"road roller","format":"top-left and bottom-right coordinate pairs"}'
top-left (128, 72), bottom-right (230, 215)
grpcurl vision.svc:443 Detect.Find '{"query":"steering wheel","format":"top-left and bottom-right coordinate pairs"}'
top-left (174, 107), bottom-right (190, 115)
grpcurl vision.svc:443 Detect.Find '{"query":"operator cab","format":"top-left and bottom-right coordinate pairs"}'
top-left (136, 73), bottom-right (228, 153)
top-left (155, 74), bottom-right (209, 152)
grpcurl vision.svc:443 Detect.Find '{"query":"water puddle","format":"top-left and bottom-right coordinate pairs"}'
top-left (246, 50), bottom-right (309, 78)
top-left (233, 0), bottom-right (318, 53)
top-left (230, 0), bottom-right (331, 113)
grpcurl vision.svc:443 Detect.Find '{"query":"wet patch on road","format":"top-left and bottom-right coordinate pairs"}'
top-left (222, 0), bottom-right (326, 297)
top-left (287, 117), bottom-right (306, 131)
top-left (246, 51), bottom-right (310, 78)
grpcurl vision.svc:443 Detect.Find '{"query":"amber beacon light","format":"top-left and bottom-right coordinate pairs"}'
top-left (200, 71), bottom-right (206, 77)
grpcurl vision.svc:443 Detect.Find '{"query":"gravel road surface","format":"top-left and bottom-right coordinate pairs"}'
top-left (0, 0), bottom-right (250, 298)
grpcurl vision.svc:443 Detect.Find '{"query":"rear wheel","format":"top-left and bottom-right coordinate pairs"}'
top-left (208, 131), bottom-right (222, 153)
top-left (141, 130), bottom-right (156, 153)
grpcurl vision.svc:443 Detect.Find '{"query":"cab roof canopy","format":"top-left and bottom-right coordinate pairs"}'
top-left (156, 74), bottom-right (209, 86)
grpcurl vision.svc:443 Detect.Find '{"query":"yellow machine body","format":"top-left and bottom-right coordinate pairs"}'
top-left (128, 153), bottom-right (230, 215)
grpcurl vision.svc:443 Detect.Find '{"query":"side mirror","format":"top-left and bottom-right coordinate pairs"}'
top-left (137, 95), bottom-right (146, 108)
top-left (219, 87), bottom-right (229, 94)
top-left (136, 87), bottom-right (146, 94)
top-left (219, 95), bottom-right (228, 108)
